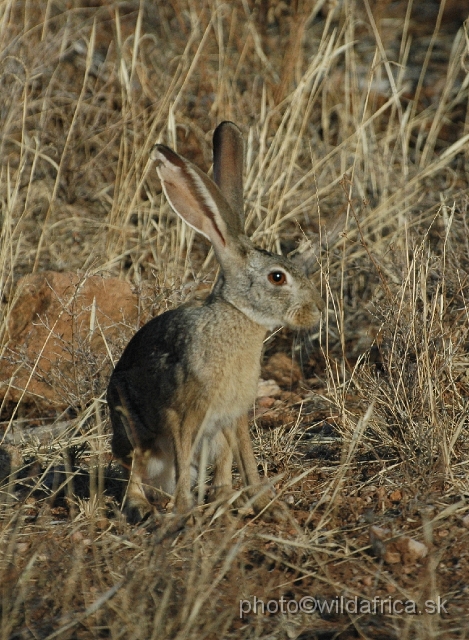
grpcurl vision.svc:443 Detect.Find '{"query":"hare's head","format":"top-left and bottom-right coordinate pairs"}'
top-left (151, 122), bottom-right (324, 331)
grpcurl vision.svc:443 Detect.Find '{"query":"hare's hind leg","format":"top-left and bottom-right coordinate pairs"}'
top-left (108, 381), bottom-right (154, 522)
top-left (122, 449), bottom-right (153, 523)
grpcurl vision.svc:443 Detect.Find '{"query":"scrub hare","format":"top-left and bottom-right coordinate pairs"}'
top-left (107, 121), bottom-right (324, 522)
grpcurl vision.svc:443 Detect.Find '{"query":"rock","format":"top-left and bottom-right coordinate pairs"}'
top-left (257, 396), bottom-right (276, 410)
top-left (263, 352), bottom-right (302, 387)
top-left (257, 379), bottom-right (282, 398)
top-left (397, 537), bottom-right (428, 563)
top-left (369, 526), bottom-right (428, 565)
top-left (1, 271), bottom-right (139, 410)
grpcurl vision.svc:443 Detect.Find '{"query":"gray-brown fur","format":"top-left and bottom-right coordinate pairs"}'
top-left (107, 121), bottom-right (324, 521)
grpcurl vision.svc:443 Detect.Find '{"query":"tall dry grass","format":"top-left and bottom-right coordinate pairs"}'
top-left (0, 1), bottom-right (469, 638)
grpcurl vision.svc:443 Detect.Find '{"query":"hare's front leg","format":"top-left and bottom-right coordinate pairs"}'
top-left (171, 410), bottom-right (197, 514)
top-left (233, 413), bottom-right (262, 490)
top-left (211, 432), bottom-right (233, 501)
top-left (234, 414), bottom-right (285, 521)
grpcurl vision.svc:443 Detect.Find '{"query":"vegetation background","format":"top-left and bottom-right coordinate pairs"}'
top-left (0, 0), bottom-right (468, 638)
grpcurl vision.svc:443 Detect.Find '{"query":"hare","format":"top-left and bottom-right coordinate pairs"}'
top-left (107, 121), bottom-right (324, 522)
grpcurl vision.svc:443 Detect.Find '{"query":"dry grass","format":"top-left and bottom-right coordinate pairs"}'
top-left (1, 0), bottom-right (469, 638)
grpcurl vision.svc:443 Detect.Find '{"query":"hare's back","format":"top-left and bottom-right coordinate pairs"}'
top-left (113, 307), bottom-right (191, 375)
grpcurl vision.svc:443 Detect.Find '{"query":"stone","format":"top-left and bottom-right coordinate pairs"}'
top-left (263, 352), bottom-right (302, 387)
top-left (1, 271), bottom-right (139, 410)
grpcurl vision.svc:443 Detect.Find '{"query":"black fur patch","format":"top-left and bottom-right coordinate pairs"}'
top-left (107, 308), bottom-right (193, 458)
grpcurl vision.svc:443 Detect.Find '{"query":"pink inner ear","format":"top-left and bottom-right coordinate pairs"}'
top-left (156, 151), bottom-right (227, 247)
top-left (162, 180), bottom-right (226, 247)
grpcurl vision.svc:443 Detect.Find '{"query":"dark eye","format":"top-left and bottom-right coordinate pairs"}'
top-left (268, 271), bottom-right (287, 286)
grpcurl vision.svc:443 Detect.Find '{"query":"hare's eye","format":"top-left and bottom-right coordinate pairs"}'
top-left (268, 271), bottom-right (287, 286)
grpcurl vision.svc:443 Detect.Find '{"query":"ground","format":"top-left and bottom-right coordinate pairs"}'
top-left (0, 1), bottom-right (469, 638)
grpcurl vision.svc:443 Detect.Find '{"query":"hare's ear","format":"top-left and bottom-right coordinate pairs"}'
top-left (213, 121), bottom-right (245, 232)
top-left (151, 144), bottom-right (242, 260)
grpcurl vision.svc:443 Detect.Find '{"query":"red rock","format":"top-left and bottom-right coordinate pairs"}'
top-left (369, 526), bottom-right (428, 565)
top-left (263, 352), bottom-right (302, 387)
top-left (257, 396), bottom-right (276, 409)
top-left (1, 271), bottom-right (139, 409)
top-left (257, 379), bottom-right (282, 398)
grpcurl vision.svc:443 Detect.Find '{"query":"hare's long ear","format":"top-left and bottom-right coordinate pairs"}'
top-left (213, 121), bottom-right (245, 233)
top-left (151, 144), bottom-right (243, 262)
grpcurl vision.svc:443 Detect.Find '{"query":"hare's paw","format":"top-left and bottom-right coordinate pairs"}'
top-left (124, 502), bottom-right (152, 524)
top-left (171, 487), bottom-right (194, 515)
top-left (256, 502), bottom-right (286, 523)
top-left (251, 492), bottom-right (287, 523)
top-left (122, 493), bottom-right (153, 524)
top-left (211, 484), bottom-right (234, 503)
